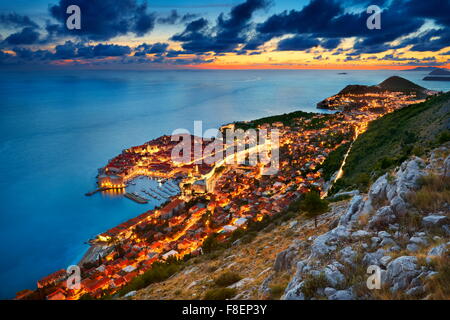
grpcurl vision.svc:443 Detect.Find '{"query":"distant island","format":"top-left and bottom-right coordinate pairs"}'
top-left (423, 68), bottom-right (450, 81)
top-left (404, 66), bottom-right (441, 72)
top-left (317, 76), bottom-right (433, 110)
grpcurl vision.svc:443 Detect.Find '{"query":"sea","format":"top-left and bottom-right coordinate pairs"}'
top-left (0, 69), bottom-right (449, 299)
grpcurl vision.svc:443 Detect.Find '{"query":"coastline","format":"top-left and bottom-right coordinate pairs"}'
top-left (14, 73), bottom-right (436, 300)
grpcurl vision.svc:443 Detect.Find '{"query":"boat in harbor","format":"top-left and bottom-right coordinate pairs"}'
top-left (124, 192), bottom-right (149, 204)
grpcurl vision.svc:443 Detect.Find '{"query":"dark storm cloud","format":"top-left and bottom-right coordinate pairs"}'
top-left (54, 41), bottom-right (132, 59)
top-left (253, 0), bottom-right (427, 53)
top-left (277, 36), bottom-right (320, 51)
top-left (257, 0), bottom-right (342, 35)
top-left (134, 42), bottom-right (169, 56)
top-left (3, 0), bottom-right (450, 66)
top-left (321, 38), bottom-right (341, 50)
top-left (241, 33), bottom-right (273, 51)
top-left (0, 13), bottom-right (39, 29)
top-left (404, 0), bottom-right (450, 28)
top-left (157, 10), bottom-right (198, 25)
top-left (2, 39), bottom-right (210, 66)
top-left (48, 0), bottom-right (156, 41)
top-left (396, 28), bottom-right (450, 52)
top-left (171, 0), bottom-right (269, 54)
top-left (4, 27), bottom-right (40, 45)
top-left (12, 47), bottom-right (51, 60)
top-left (87, 44), bottom-right (131, 58)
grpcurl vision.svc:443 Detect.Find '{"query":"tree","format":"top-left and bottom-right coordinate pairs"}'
top-left (202, 233), bottom-right (222, 253)
top-left (301, 191), bottom-right (329, 228)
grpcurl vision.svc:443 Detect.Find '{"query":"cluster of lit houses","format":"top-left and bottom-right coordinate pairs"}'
top-left (16, 89), bottom-right (427, 300)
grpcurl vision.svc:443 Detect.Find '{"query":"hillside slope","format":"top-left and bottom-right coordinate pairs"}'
top-left (129, 144), bottom-right (450, 301)
top-left (330, 92), bottom-right (450, 194)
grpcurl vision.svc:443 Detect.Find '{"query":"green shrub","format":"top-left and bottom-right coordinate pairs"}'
top-left (326, 194), bottom-right (352, 202)
top-left (203, 288), bottom-right (237, 300)
top-left (301, 273), bottom-right (329, 299)
top-left (214, 271), bottom-right (242, 287)
top-left (269, 283), bottom-right (288, 299)
top-left (117, 261), bottom-right (182, 297)
top-left (203, 233), bottom-right (226, 253)
top-left (427, 255), bottom-right (450, 299)
top-left (437, 130), bottom-right (450, 144)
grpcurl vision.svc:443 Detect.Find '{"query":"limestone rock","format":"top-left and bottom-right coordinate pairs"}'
top-left (444, 155), bottom-right (450, 177)
top-left (274, 245), bottom-right (298, 272)
top-left (368, 206), bottom-right (396, 230)
top-left (338, 195), bottom-right (364, 227)
top-left (340, 246), bottom-right (357, 265)
top-left (426, 243), bottom-right (448, 263)
top-left (385, 256), bottom-right (420, 292)
top-left (328, 289), bottom-right (354, 300)
top-left (422, 215), bottom-right (449, 229)
top-left (324, 264), bottom-right (345, 287)
top-left (368, 174), bottom-right (388, 207)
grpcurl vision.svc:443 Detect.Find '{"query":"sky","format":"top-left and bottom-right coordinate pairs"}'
top-left (0, 0), bottom-right (449, 69)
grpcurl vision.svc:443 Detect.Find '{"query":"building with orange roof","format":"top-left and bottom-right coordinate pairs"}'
top-left (46, 288), bottom-right (66, 300)
top-left (37, 269), bottom-right (67, 288)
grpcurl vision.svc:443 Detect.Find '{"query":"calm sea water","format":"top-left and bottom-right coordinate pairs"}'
top-left (0, 69), bottom-right (448, 299)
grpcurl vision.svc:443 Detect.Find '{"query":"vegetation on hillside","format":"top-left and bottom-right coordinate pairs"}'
top-left (329, 91), bottom-right (450, 194)
top-left (234, 110), bottom-right (333, 130)
top-left (300, 191), bottom-right (329, 228)
top-left (318, 142), bottom-right (351, 181)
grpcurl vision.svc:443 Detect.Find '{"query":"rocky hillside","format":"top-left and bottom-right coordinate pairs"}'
top-left (128, 144), bottom-right (449, 300)
top-left (129, 201), bottom-right (347, 300)
top-left (281, 144), bottom-right (449, 300)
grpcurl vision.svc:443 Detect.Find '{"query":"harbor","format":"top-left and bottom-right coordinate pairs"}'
top-left (86, 175), bottom-right (181, 205)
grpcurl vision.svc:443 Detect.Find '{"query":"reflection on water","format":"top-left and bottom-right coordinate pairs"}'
top-left (101, 188), bottom-right (126, 198)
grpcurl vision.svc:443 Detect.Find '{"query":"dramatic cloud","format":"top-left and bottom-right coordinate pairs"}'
top-left (171, 0), bottom-right (269, 54)
top-left (277, 36), bottom-right (320, 51)
top-left (4, 27), bottom-right (40, 45)
top-left (253, 0), bottom-right (427, 53)
top-left (0, 13), bottom-right (39, 29)
top-left (0, 40), bottom-right (213, 67)
top-left (157, 10), bottom-right (198, 25)
top-left (397, 28), bottom-right (450, 52)
top-left (405, 0), bottom-right (450, 28)
top-left (48, 0), bottom-right (156, 41)
top-left (1, 0), bottom-right (450, 67)
top-left (134, 42), bottom-right (169, 56)
top-left (53, 41), bottom-right (132, 59)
